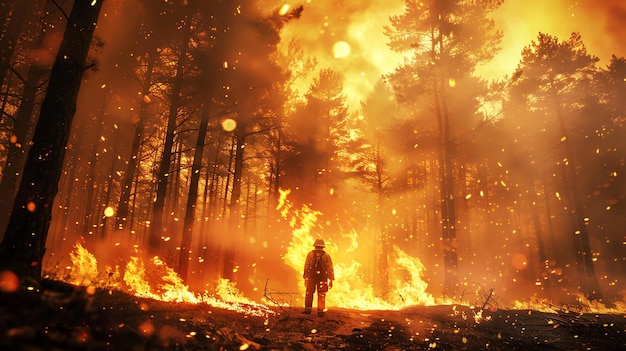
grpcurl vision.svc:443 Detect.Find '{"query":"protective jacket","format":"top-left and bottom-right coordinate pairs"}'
top-left (303, 248), bottom-right (334, 281)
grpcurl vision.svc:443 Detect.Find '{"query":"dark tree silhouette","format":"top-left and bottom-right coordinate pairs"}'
top-left (0, 0), bottom-right (103, 282)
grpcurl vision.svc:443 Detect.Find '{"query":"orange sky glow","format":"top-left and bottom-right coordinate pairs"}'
top-left (280, 0), bottom-right (626, 109)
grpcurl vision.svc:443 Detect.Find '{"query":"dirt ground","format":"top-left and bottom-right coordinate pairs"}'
top-left (1, 279), bottom-right (625, 350)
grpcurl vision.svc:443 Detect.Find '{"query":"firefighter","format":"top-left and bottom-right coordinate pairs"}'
top-left (303, 238), bottom-right (334, 317)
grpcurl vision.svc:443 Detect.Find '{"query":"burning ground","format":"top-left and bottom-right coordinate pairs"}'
top-left (1, 192), bottom-right (624, 350)
top-left (1, 279), bottom-right (626, 351)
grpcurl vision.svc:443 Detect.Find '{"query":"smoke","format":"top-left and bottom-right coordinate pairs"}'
top-left (282, 0), bottom-right (626, 104)
top-left (580, 0), bottom-right (626, 57)
top-left (480, 0), bottom-right (626, 78)
top-left (280, 0), bottom-right (405, 108)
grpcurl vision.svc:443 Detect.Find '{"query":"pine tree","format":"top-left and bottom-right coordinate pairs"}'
top-left (384, 0), bottom-right (503, 295)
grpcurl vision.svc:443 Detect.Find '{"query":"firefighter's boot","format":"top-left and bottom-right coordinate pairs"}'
top-left (317, 292), bottom-right (326, 317)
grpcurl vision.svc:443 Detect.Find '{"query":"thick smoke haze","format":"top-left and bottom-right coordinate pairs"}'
top-left (282, 0), bottom-right (626, 107)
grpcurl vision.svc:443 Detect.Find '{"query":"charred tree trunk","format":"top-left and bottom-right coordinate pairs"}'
top-left (557, 115), bottom-right (601, 301)
top-left (168, 139), bottom-right (183, 223)
top-left (115, 50), bottom-right (157, 230)
top-left (99, 125), bottom-right (120, 240)
top-left (222, 124), bottom-right (246, 281)
top-left (82, 117), bottom-right (105, 237)
top-left (434, 76), bottom-right (458, 296)
top-left (198, 134), bottom-right (223, 280)
top-left (0, 0), bottom-right (103, 282)
top-left (373, 142), bottom-right (390, 295)
top-left (179, 99), bottom-right (213, 282)
top-left (147, 20), bottom-right (190, 255)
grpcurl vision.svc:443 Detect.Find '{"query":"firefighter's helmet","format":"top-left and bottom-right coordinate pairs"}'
top-left (313, 239), bottom-right (325, 248)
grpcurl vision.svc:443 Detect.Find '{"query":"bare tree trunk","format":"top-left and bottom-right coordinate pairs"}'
top-left (434, 75), bottom-right (458, 296)
top-left (82, 117), bottom-right (105, 237)
top-left (99, 126), bottom-right (120, 240)
top-left (115, 49), bottom-right (157, 230)
top-left (179, 99), bottom-right (213, 282)
top-left (197, 134), bottom-right (223, 280)
top-left (222, 125), bottom-right (246, 281)
top-left (373, 142), bottom-right (390, 295)
top-left (0, 0), bottom-right (103, 282)
top-left (147, 20), bottom-right (190, 255)
top-left (557, 114), bottom-right (601, 300)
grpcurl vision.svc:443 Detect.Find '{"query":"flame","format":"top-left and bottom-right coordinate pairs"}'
top-left (513, 294), bottom-right (626, 315)
top-left (68, 242), bottom-right (99, 286)
top-left (65, 243), bottom-right (273, 317)
top-left (276, 188), bottom-right (435, 310)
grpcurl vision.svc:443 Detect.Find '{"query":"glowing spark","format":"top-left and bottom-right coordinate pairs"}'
top-left (279, 4), bottom-right (290, 16)
top-left (448, 78), bottom-right (456, 87)
top-left (222, 118), bottom-right (237, 131)
top-left (332, 41), bottom-right (351, 58)
top-left (104, 206), bottom-right (115, 217)
top-left (26, 202), bottom-right (36, 212)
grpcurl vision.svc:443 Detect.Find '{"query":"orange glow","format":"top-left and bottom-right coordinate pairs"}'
top-left (281, 0), bottom-right (626, 109)
top-left (221, 118), bottom-right (237, 131)
top-left (279, 4), bottom-right (290, 16)
top-left (26, 202), bottom-right (36, 212)
top-left (0, 270), bottom-right (20, 292)
top-left (511, 253), bottom-right (528, 270)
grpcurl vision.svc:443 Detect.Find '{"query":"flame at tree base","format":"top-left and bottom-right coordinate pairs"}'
top-left (56, 241), bottom-right (625, 318)
top-left (62, 242), bottom-right (273, 318)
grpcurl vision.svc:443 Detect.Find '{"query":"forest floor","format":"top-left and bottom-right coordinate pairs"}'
top-left (1, 279), bottom-right (625, 351)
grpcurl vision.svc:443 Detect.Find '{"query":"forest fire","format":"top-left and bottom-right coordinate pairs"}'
top-left (1, 0), bottom-right (626, 349)
top-left (65, 242), bottom-right (273, 318)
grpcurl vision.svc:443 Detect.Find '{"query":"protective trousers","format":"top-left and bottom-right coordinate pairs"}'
top-left (304, 279), bottom-right (328, 316)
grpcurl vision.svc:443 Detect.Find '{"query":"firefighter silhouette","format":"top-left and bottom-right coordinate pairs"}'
top-left (302, 238), bottom-right (334, 317)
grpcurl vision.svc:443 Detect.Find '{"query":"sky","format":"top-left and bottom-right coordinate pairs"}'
top-left (280, 0), bottom-right (626, 109)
